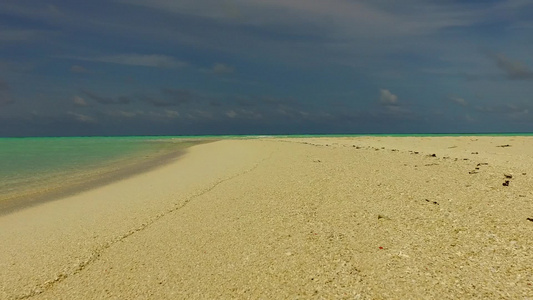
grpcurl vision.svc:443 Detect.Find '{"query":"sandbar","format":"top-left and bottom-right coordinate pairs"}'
top-left (0, 137), bottom-right (532, 299)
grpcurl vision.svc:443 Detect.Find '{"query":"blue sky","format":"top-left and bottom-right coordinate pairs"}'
top-left (1, 0), bottom-right (532, 136)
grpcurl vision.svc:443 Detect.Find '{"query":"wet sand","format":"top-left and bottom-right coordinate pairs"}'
top-left (0, 139), bottom-right (210, 216)
top-left (1, 137), bottom-right (532, 299)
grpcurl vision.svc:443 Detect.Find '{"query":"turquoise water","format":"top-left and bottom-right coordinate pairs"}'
top-left (0, 136), bottom-right (202, 202)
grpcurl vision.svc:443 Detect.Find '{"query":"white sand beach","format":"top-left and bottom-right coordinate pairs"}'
top-left (1, 137), bottom-right (532, 299)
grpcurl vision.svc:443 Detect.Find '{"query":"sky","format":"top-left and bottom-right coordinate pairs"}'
top-left (1, 0), bottom-right (533, 136)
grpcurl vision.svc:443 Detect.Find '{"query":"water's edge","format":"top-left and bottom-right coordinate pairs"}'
top-left (0, 139), bottom-right (215, 216)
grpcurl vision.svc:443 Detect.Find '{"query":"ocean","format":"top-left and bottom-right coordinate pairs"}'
top-left (0, 136), bottom-right (207, 211)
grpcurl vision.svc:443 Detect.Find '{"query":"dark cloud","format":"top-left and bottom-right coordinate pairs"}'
top-left (73, 54), bottom-right (187, 68)
top-left (231, 95), bottom-right (300, 108)
top-left (0, 78), bottom-right (10, 91)
top-left (70, 65), bottom-right (89, 73)
top-left (0, 60), bottom-right (34, 73)
top-left (449, 96), bottom-right (468, 106)
top-left (491, 53), bottom-right (533, 80)
top-left (161, 88), bottom-right (193, 104)
top-left (73, 96), bottom-right (88, 107)
top-left (142, 88), bottom-right (194, 107)
top-left (475, 103), bottom-right (530, 115)
top-left (210, 63), bottom-right (235, 75)
top-left (0, 78), bottom-right (13, 106)
top-left (140, 96), bottom-right (174, 107)
top-left (67, 111), bottom-right (97, 123)
top-left (82, 89), bottom-right (133, 105)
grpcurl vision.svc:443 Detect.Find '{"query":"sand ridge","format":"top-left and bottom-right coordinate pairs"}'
top-left (1, 137), bottom-right (532, 299)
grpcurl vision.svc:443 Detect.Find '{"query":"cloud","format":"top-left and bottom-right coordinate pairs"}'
top-left (491, 53), bottom-right (533, 80)
top-left (140, 96), bottom-right (173, 107)
top-left (224, 108), bottom-right (262, 120)
top-left (162, 109), bottom-right (180, 118)
top-left (118, 0), bottom-right (479, 38)
top-left (70, 65), bottom-right (89, 73)
top-left (0, 78), bottom-right (9, 92)
top-left (73, 96), bottom-right (88, 106)
top-left (226, 110), bottom-right (237, 118)
top-left (76, 54), bottom-right (187, 68)
top-left (142, 88), bottom-right (194, 107)
top-left (211, 63), bottom-right (235, 75)
top-left (0, 78), bottom-right (13, 106)
top-left (449, 96), bottom-right (468, 106)
top-left (0, 95), bottom-right (12, 106)
top-left (82, 90), bottom-right (133, 105)
top-left (0, 29), bottom-right (52, 42)
top-left (379, 89), bottom-right (398, 105)
top-left (106, 110), bottom-right (139, 118)
top-left (162, 88), bottom-right (193, 104)
top-left (475, 103), bottom-right (530, 115)
top-left (67, 112), bottom-right (97, 123)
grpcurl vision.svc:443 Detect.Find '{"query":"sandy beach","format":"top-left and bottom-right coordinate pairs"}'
top-left (1, 137), bottom-right (532, 299)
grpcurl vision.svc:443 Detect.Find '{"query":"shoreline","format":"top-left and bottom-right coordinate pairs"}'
top-left (0, 139), bottom-right (214, 216)
top-left (1, 137), bottom-right (531, 299)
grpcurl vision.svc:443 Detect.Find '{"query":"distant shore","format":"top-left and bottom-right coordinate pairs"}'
top-left (1, 137), bottom-right (531, 299)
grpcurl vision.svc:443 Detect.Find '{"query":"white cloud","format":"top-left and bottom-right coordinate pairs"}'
top-left (113, 110), bottom-right (138, 118)
top-left (73, 96), bottom-right (88, 106)
top-left (211, 63), bottom-right (235, 75)
top-left (163, 109), bottom-right (180, 118)
top-left (379, 89), bottom-right (398, 105)
top-left (70, 65), bottom-right (89, 73)
top-left (67, 112), bottom-right (96, 123)
top-left (449, 96), bottom-right (468, 106)
top-left (226, 110), bottom-right (237, 118)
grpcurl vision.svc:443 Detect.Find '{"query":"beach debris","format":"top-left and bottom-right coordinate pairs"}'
top-left (469, 170), bottom-right (478, 174)
top-left (429, 153), bottom-right (437, 157)
top-left (527, 218), bottom-right (533, 222)
top-left (497, 144), bottom-right (511, 147)
top-left (397, 251), bottom-right (410, 258)
top-left (477, 162), bottom-right (489, 166)
top-left (522, 172), bottom-right (527, 175)
top-left (414, 151), bottom-right (419, 154)
top-left (379, 246), bottom-right (384, 250)
top-left (502, 180), bottom-right (510, 186)
top-left (425, 163), bottom-right (439, 166)
top-left (313, 159), bottom-right (321, 163)
top-left (377, 214), bottom-right (391, 220)
top-left (471, 152), bottom-right (478, 154)
top-left (425, 199), bottom-right (439, 205)
top-left (504, 174), bottom-right (513, 179)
